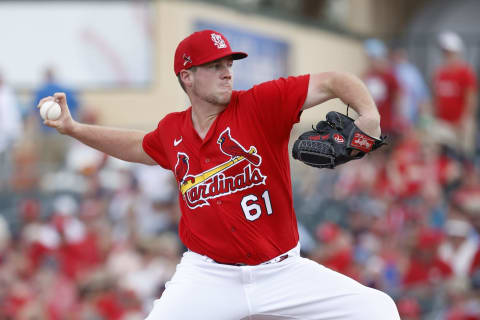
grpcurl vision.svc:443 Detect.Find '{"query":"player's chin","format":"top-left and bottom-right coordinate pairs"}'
top-left (217, 90), bottom-right (232, 105)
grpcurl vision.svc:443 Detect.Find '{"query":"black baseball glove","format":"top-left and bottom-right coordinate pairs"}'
top-left (292, 111), bottom-right (387, 169)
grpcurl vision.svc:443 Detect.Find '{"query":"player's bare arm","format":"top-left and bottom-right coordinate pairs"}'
top-left (303, 71), bottom-right (381, 138)
top-left (38, 92), bottom-right (156, 165)
top-left (464, 87), bottom-right (478, 121)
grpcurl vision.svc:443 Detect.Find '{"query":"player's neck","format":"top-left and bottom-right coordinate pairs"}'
top-left (191, 103), bottom-right (226, 140)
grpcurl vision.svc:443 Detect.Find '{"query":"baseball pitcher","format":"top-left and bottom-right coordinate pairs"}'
top-left (39, 30), bottom-right (399, 319)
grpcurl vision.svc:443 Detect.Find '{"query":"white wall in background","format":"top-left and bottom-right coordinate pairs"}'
top-left (0, 1), bottom-right (154, 89)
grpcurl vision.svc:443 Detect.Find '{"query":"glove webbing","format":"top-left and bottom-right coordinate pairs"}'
top-left (292, 139), bottom-right (335, 168)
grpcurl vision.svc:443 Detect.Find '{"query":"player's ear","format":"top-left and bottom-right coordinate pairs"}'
top-left (180, 69), bottom-right (194, 89)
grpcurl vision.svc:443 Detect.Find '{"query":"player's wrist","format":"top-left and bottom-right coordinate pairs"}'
top-left (357, 107), bottom-right (380, 121)
top-left (63, 119), bottom-right (80, 136)
top-left (354, 115), bottom-right (381, 139)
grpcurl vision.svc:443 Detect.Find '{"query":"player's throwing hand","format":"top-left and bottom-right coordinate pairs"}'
top-left (37, 92), bottom-right (75, 134)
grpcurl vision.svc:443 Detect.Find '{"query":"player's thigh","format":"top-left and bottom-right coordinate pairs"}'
top-left (253, 257), bottom-right (399, 320)
top-left (145, 263), bottom-right (248, 320)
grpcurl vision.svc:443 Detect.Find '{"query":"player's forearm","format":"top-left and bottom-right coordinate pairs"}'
top-left (304, 72), bottom-right (381, 138)
top-left (305, 72), bottom-right (379, 118)
top-left (329, 72), bottom-right (381, 138)
top-left (68, 122), bottom-right (155, 165)
top-left (329, 72), bottom-right (379, 119)
top-left (466, 89), bottom-right (477, 116)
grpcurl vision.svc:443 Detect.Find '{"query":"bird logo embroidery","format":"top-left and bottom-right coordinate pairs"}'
top-left (174, 152), bottom-right (194, 184)
top-left (175, 127), bottom-right (266, 209)
top-left (217, 128), bottom-right (261, 166)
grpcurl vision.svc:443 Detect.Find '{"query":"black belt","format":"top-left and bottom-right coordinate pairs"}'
top-left (214, 254), bottom-right (289, 266)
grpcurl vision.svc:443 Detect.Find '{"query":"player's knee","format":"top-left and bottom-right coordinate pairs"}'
top-left (356, 288), bottom-right (400, 319)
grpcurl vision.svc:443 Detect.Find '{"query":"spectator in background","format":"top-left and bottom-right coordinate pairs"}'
top-left (458, 188), bottom-right (480, 289)
top-left (0, 214), bottom-right (11, 255)
top-left (448, 190), bottom-right (480, 319)
top-left (403, 228), bottom-right (452, 289)
top-left (396, 297), bottom-right (421, 320)
top-left (432, 31), bottom-right (478, 159)
top-left (31, 67), bottom-right (81, 168)
top-left (362, 38), bottom-right (403, 140)
top-left (0, 70), bottom-right (22, 190)
top-left (390, 46), bottom-right (430, 130)
top-left (438, 218), bottom-right (477, 282)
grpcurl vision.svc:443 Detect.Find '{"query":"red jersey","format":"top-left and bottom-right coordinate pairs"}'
top-left (470, 247), bottom-right (480, 275)
top-left (433, 62), bottom-right (477, 124)
top-left (143, 75), bottom-right (309, 265)
top-left (363, 69), bottom-right (400, 134)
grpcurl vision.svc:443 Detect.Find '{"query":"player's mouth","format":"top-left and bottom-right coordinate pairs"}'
top-left (219, 84), bottom-right (232, 91)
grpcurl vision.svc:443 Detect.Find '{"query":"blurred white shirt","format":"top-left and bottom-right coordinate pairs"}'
top-left (0, 84), bottom-right (22, 152)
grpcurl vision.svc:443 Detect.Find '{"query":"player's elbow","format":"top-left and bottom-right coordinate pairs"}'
top-left (303, 72), bottom-right (361, 110)
top-left (135, 146), bottom-right (157, 165)
top-left (328, 71), bottom-right (364, 91)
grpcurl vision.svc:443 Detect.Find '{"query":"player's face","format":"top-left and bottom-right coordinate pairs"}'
top-left (192, 57), bottom-right (234, 106)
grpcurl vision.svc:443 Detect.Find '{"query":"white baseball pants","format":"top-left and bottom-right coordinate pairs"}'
top-left (145, 244), bottom-right (400, 319)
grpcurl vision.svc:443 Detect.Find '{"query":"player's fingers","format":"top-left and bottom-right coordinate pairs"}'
top-left (43, 119), bottom-right (57, 128)
top-left (37, 96), bottom-right (54, 109)
top-left (53, 92), bottom-right (69, 112)
top-left (54, 92), bottom-right (67, 105)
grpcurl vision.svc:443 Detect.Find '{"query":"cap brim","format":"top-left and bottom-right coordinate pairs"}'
top-left (231, 52), bottom-right (248, 60)
top-left (176, 51), bottom-right (248, 75)
top-left (195, 51), bottom-right (248, 67)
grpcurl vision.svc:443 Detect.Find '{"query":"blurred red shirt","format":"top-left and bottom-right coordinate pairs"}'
top-left (364, 68), bottom-right (400, 134)
top-left (433, 62), bottom-right (477, 124)
top-left (403, 256), bottom-right (452, 286)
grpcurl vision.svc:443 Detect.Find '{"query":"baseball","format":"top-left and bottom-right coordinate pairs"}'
top-left (40, 101), bottom-right (62, 121)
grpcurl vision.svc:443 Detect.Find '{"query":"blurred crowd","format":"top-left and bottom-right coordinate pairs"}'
top-left (294, 31), bottom-right (480, 320)
top-left (1, 30), bottom-right (480, 319)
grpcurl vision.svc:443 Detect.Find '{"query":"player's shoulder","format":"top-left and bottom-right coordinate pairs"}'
top-left (241, 75), bottom-right (309, 95)
top-left (156, 108), bottom-right (189, 129)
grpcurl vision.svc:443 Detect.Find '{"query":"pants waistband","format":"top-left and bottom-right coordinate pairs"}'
top-left (216, 254), bottom-right (289, 266)
top-left (188, 242), bottom-right (301, 267)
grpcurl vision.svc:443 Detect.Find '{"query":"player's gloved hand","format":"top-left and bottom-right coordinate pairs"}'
top-left (292, 111), bottom-right (387, 169)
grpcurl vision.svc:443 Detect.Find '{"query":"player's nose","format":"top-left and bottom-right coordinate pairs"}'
top-left (221, 68), bottom-right (232, 79)
top-left (219, 63), bottom-right (232, 79)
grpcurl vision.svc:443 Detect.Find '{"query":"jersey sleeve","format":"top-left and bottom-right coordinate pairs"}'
top-left (248, 75), bottom-right (310, 142)
top-left (142, 118), bottom-right (171, 170)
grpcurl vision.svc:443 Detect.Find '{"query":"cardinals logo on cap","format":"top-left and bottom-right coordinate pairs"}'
top-left (211, 33), bottom-right (227, 49)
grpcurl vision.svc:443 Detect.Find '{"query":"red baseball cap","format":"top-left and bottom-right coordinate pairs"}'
top-left (174, 29), bottom-right (247, 75)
